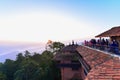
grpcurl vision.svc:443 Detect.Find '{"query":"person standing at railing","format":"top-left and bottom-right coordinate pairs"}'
top-left (109, 40), bottom-right (119, 54)
top-left (90, 39), bottom-right (96, 48)
top-left (105, 39), bottom-right (109, 46)
top-left (100, 38), bottom-right (106, 50)
top-left (96, 39), bottom-right (101, 49)
top-left (84, 40), bottom-right (87, 46)
top-left (114, 40), bottom-right (119, 54)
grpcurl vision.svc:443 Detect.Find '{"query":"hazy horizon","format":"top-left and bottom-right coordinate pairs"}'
top-left (0, 0), bottom-right (120, 62)
top-left (0, 38), bottom-right (87, 62)
top-left (0, 41), bottom-right (45, 62)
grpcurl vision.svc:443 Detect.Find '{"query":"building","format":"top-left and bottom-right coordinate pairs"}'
top-left (54, 27), bottom-right (120, 80)
top-left (95, 26), bottom-right (120, 48)
top-left (54, 43), bottom-right (120, 80)
top-left (54, 43), bottom-right (91, 80)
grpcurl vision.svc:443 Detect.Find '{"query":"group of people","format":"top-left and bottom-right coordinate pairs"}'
top-left (84, 38), bottom-right (119, 54)
top-left (84, 38), bottom-right (109, 47)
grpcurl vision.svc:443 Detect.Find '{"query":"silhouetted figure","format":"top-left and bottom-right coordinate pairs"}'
top-left (100, 38), bottom-right (106, 50)
top-left (90, 39), bottom-right (96, 48)
top-left (72, 40), bottom-right (74, 45)
top-left (105, 39), bottom-right (109, 46)
top-left (109, 40), bottom-right (119, 54)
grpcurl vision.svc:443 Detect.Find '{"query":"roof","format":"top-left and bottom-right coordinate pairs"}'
top-left (54, 44), bottom-right (79, 61)
top-left (95, 26), bottom-right (120, 37)
top-left (60, 44), bottom-right (78, 52)
top-left (54, 52), bottom-right (79, 61)
top-left (77, 45), bottom-right (120, 80)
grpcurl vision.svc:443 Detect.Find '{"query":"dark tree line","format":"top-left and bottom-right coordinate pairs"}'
top-left (0, 42), bottom-right (65, 80)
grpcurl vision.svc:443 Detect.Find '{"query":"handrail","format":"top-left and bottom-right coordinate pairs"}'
top-left (84, 44), bottom-right (120, 55)
top-left (77, 54), bottom-right (91, 75)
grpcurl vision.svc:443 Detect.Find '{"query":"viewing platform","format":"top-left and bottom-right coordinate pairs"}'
top-left (77, 26), bottom-right (120, 79)
top-left (83, 26), bottom-right (120, 56)
top-left (83, 43), bottom-right (120, 56)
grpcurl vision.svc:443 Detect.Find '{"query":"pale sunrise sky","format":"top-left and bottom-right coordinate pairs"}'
top-left (0, 0), bottom-right (120, 43)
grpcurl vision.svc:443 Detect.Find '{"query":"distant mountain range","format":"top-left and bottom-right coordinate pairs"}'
top-left (0, 39), bottom-right (87, 63)
top-left (0, 42), bottom-right (45, 62)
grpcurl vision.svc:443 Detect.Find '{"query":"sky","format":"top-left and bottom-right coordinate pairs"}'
top-left (0, 0), bottom-right (120, 43)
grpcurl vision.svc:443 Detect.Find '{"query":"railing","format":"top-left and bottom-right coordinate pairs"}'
top-left (84, 43), bottom-right (120, 55)
top-left (78, 57), bottom-right (91, 75)
top-left (77, 53), bottom-right (91, 75)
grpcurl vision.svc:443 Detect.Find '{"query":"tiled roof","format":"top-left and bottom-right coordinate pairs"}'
top-left (95, 26), bottom-right (120, 37)
top-left (54, 52), bottom-right (79, 61)
top-left (77, 45), bottom-right (120, 80)
top-left (54, 44), bottom-right (79, 61)
top-left (60, 44), bottom-right (78, 52)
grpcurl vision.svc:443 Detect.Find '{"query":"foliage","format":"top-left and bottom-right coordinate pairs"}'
top-left (0, 46), bottom-right (63, 80)
top-left (52, 42), bottom-right (65, 51)
top-left (0, 72), bottom-right (7, 80)
top-left (47, 41), bottom-right (65, 53)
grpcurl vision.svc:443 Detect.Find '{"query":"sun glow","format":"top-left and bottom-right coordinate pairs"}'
top-left (0, 10), bottom-right (95, 43)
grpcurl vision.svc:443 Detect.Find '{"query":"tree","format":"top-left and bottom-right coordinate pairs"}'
top-left (14, 69), bottom-right (25, 80)
top-left (40, 50), bottom-right (61, 80)
top-left (24, 50), bottom-right (31, 58)
top-left (52, 42), bottom-right (65, 51)
top-left (0, 72), bottom-right (7, 80)
top-left (16, 53), bottom-right (24, 62)
top-left (14, 60), bottom-right (39, 80)
top-left (0, 46), bottom-right (62, 80)
top-left (47, 41), bottom-right (65, 53)
top-left (3, 59), bottom-right (16, 80)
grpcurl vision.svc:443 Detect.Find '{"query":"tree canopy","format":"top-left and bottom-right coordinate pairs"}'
top-left (46, 41), bottom-right (65, 53)
top-left (0, 41), bottom-right (64, 80)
